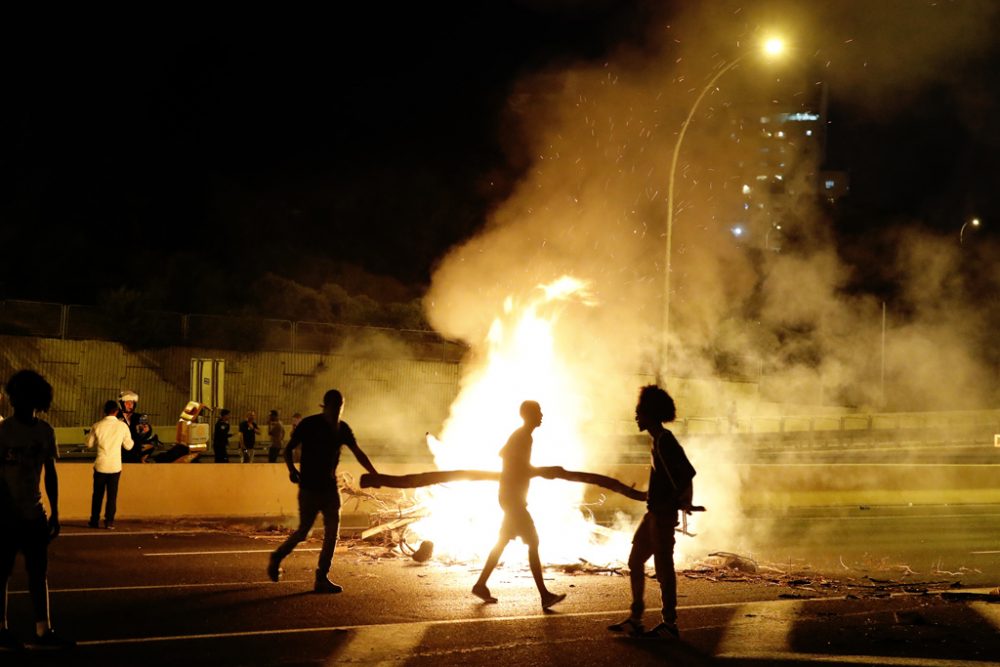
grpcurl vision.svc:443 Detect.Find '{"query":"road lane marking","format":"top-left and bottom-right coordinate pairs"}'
top-left (969, 550), bottom-right (1000, 554)
top-left (716, 600), bottom-right (801, 654)
top-left (72, 598), bottom-right (1000, 667)
top-left (715, 651), bottom-right (994, 667)
top-left (141, 548), bottom-right (320, 557)
top-left (70, 598), bottom-right (837, 647)
top-left (59, 529), bottom-right (222, 537)
top-left (9, 580), bottom-right (308, 595)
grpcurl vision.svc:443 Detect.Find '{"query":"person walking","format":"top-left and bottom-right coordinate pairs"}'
top-left (85, 400), bottom-right (134, 530)
top-left (608, 385), bottom-right (697, 640)
top-left (0, 370), bottom-right (75, 650)
top-left (267, 390), bottom-right (378, 593)
top-left (238, 411), bottom-right (260, 463)
top-left (266, 410), bottom-right (285, 463)
top-left (471, 400), bottom-right (566, 610)
top-left (213, 409), bottom-right (233, 463)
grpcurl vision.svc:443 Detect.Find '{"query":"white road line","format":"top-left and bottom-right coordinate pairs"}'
top-left (72, 598), bottom-right (832, 647)
top-left (9, 580), bottom-right (307, 595)
top-left (715, 651), bottom-right (998, 667)
top-left (59, 529), bottom-right (221, 537)
top-left (970, 550), bottom-right (1000, 554)
top-left (716, 600), bottom-right (801, 655)
top-left (142, 548), bottom-right (320, 557)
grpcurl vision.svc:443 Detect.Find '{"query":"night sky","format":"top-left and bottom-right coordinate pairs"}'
top-left (2, 2), bottom-right (997, 315)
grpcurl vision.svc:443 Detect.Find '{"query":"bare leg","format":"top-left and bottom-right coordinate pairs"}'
top-left (472, 539), bottom-right (505, 602)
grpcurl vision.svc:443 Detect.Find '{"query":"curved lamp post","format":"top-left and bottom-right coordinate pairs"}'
top-left (959, 217), bottom-right (981, 244)
top-left (659, 37), bottom-right (786, 378)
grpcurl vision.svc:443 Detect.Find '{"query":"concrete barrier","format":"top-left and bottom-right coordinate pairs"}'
top-left (44, 461), bottom-right (1000, 523)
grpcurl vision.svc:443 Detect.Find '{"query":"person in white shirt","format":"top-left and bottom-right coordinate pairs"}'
top-left (86, 400), bottom-right (134, 530)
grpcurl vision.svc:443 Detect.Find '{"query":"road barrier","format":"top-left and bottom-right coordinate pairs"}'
top-left (47, 461), bottom-right (1000, 522)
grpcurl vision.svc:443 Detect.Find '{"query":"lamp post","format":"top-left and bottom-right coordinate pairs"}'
top-left (659, 37), bottom-right (786, 378)
top-left (959, 217), bottom-right (981, 244)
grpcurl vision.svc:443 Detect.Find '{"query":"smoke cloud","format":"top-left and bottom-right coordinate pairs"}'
top-left (424, 0), bottom-right (997, 559)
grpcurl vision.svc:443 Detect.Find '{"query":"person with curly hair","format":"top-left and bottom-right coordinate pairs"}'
top-left (0, 370), bottom-right (74, 650)
top-left (608, 384), bottom-right (696, 640)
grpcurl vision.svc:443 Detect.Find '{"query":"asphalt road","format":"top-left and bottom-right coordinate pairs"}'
top-left (3, 509), bottom-right (1000, 666)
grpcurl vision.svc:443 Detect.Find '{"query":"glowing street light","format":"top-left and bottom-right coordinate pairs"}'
top-left (959, 217), bottom-right (981, 244)
top-left (660, 35), bottom-right (788, 377)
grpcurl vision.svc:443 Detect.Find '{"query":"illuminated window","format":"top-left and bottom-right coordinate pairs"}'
top-left (825, 180), bottom-right (835, 189)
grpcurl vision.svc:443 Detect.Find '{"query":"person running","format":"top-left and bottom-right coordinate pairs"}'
top-left (608, 385), bottom-right (696, 640)
top-left (471, 400), bottom-right (566, 610)
top-left (86, 399), bottom-right (134, 530)
top-left (267, 390), bottom-right (378, 593)
top-left (0, 370), bottom-right (75, 650)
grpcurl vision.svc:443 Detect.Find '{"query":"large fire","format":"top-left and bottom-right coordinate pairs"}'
top-left (407, 276), bottom-right (637, 565)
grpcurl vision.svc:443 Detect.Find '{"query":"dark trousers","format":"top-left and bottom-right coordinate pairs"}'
top-left (273, 487), bottom-right (341, 576)
top-left (213, 444), bottom-right (229, 463)
top-left (267, 447), bottom-right (281, 463)
top-left (0, 515), bottom-right (50, 623)
top-left (91, 470), bottom-right (122, 524)
top-left (628, 510), bottom-right (678, 624)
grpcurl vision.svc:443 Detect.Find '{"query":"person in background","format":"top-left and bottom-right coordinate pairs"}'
top-left (86, 400), bottom-right (134, 530)
top-left (289, 413), bottom-right (303, 463)
top-left (267, 390), bottom-right (378, 593)
top-left (267, 410), bottom-right (285, 463)
top-left (117, 390), bottom-right (143, 464)
top-left (0, 370), bottom-right (75, 650)
top-left (238, 411), bottom-right (260, 463)
top-left (213, 409), bottom-right (232, 463)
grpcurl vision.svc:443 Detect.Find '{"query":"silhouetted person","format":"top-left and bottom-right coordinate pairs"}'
top-left (0, 370), bottom-right (74, 650)
top-left (117, 390), bottom-right (143, 464)
top-left (267, 390), bottom-right (378, 593)
top-left (472, 400), bottom-right (566, 610)
top-left (609, 385), bottom-right (696, 639)
top-left (238, 410), bottom-right (260, 463)
top-left (86, 400), bottom-right (134, 530)
top-left (213, 409), bottom-right (232, 463)
top-left (267, 410), bottom-right (285, 463)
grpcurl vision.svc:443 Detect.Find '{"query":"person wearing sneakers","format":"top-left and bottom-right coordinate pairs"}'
top-left (608, 385), bottom-right (696, 640)
top-left (471, 400), bottom-right (566, 611)
top-left (267, 390), bottom-right (378, 593)
top-left (86, 399), bottom-right (134, 530)
top-left (0, 370), bottom-right (75, 650)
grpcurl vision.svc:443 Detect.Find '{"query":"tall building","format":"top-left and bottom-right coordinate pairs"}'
top-left (728, 75), bottom-right (848, 251)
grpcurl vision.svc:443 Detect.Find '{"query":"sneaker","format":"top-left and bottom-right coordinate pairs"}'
top-left (87, 520), bottom-right (99, 529)
top-left (540, 592), bottom-right (566, 610)
top-left (643, 622), bottom-right (680, 640)
top-left (0, 628), bottom-right (24, 652)
top-left (104, 522), bottom-right (115, 530)
top-left (28, 629), bottom-right (76, 650)
top-left (267, 553), bottom-right (282, 583)
top-left (314, 576), bottom-right (343, 594)
top-left (608, 616), bottom-right (644, 636)
top-left (471, 584), bottom-right (498, 603)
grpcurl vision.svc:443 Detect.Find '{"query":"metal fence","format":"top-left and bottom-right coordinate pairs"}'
top-left (0, 299), bottom-right (465, 361)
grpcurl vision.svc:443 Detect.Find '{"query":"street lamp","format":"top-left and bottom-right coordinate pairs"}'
top-left (959, 217), bottom-right (981, 244)
top-left (660, 36), bottom-right (786, 378)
